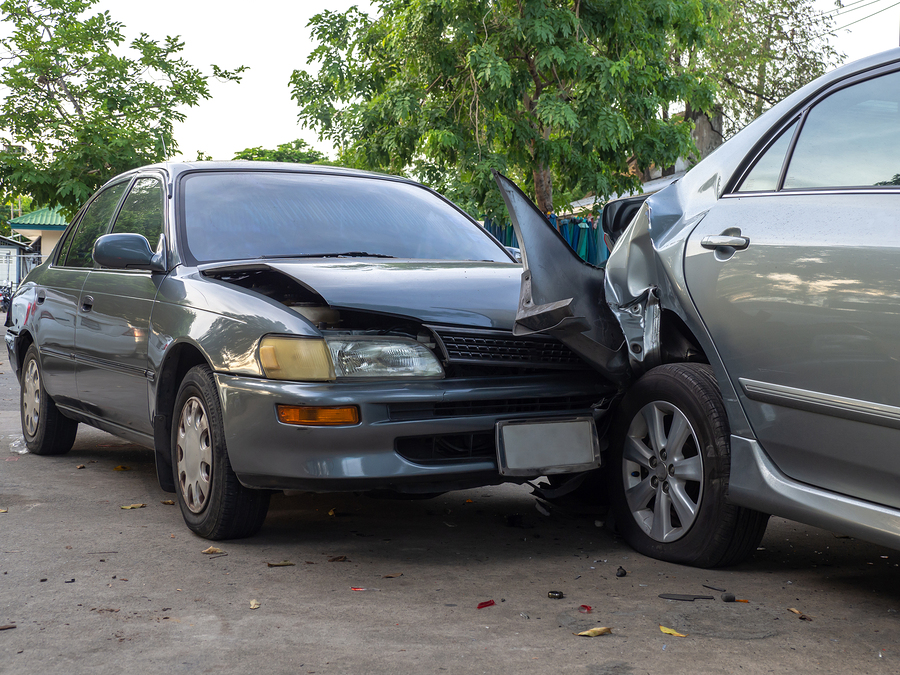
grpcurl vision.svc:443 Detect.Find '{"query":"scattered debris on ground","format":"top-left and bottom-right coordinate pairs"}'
top-left (575, 626), bottom-right (612, 637)
top-left (616, 566), bottom-right (627, 577)
top-left (660, 625), bottom-right (687, 637)
top-left (477, 600), bottom-right (495, 609)
top-left (788, 608), bottom-right (813, 621)
top-left (249, 599), bottom-right (260, 610)
top-left (267, 561), bottom-right (295, 567)
top-left (548, 591), bottom-right (564, 599)
top-left (120, 503), bottom-right (146, 510)
top-left (201, 546), bottom-right (223, 555)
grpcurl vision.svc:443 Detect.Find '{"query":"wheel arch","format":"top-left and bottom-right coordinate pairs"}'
top-left (152, 341), bottom-right (214, 492)
top-left (13, 329), bottom-right (34, 381)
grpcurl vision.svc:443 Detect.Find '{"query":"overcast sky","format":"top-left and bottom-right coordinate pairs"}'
top-left (92, 0), bottom-right (900, 162)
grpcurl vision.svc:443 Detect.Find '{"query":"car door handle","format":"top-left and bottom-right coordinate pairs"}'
top-left (81, 295), bottom-right (94, 312)
top-left (701, 235), bottom-right (750, 250)
top-left (36, 290), bottom-right (45, 304)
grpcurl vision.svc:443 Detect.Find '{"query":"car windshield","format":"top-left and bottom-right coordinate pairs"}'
top-left (181, 171), bottom-right (509, 264)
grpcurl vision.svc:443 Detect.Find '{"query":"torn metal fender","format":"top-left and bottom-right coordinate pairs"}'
top-left (603, 203), bottom-right (662, 374)
top-left (492, 171), bottom-right (629, 384)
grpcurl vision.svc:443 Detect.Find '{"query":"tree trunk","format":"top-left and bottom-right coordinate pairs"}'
top-left (533, 163), bottom-right (553, 214)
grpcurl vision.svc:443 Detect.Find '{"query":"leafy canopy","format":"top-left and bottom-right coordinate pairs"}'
top-left (696, 0), bottom-right (843, 137)
top-left (0, 0), bottom-right (246, 215)
top-left (233, 139), bottom-right (328, 164)
top-left (290, 0), bottom-right (719, 217)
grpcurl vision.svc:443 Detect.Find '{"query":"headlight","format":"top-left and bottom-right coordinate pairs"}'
top-left (259, 336), bottom-right (335, 381)
top-left (326, 337), bottom-right (444, 379)
top-left (259, 335), bottom-right (443, 381)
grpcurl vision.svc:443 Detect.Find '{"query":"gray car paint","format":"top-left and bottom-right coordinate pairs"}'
top-left (503, 48), bottom-right (900, 550)
top-left (7, 161), bottom-right (614, 496)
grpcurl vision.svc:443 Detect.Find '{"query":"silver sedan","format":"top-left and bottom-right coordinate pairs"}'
top-left (501, 48), bottom-right (900, 567)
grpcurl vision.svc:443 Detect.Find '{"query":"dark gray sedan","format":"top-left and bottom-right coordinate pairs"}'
top-left (501, 48), bottom-right (900, 567)
top-left (7, 163), bottom-right (611, 539)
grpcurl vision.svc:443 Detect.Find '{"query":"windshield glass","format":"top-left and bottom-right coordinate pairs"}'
top-left (181, 171), bottom-right (509, 263)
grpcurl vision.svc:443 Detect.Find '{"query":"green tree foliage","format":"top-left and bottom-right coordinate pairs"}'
top-left (0, 0), bottom-right (246, 215)
top-left (695, 0), bottom-right (843, 137)
top-left (290, 0), bottom-right (718, 216)
top-left (233, 139), bottom-right (328, 164)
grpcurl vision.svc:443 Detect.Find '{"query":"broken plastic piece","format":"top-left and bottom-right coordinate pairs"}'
top-left (703, 584), bottom-right (726, 592)
top-left (659, 594), bottom-right (714, 601)
top-left (477, 600), bottom-right (496, 609)
top-left (351, 587), bottom-right (367, 591)
top-left (548, 590), bottom-right (565, 599)
top-left (578, 605), bottom-right (592, 613)
top-left (616, 566), bottom-right (627, 577)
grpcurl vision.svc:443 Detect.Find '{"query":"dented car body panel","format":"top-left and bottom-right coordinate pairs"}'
top-left (502, 48), bottom-right (900, 553)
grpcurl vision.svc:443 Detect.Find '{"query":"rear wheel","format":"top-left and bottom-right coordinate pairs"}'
top-left (20, 344), bottom-right (78, 456)
top-left (607, 363), bottom-right (768, 567)
top-left (172, 365), bottom-right (270, 539)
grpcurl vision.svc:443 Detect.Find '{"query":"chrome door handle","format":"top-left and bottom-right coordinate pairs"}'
top-left (36, 290), bottom-right (45, 304)
top-left (81, 295), bottom-right (94, 312)
top-left (701, 235), bottom-right (750, 250)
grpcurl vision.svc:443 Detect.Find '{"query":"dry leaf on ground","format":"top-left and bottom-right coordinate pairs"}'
top-left (328, 555), bottom-right (348, 563)
top-left (659, 625), bottom-right (688, 637)
top-left (160, 500), bottom-right (175, 505)
top-left (0, 508), bottom-right (7, 514)
top-left (382, 573), bottom-right (403, 578)
top-left (575, 627), bottom-right (612, 637)
top-left (249, 599), bottom-right (260, 610)
top-left (788, 608), bottom-right (813, 621)
top-left (120, 503), bottom-right (146, 510)
top-left (76, 464), bottom-right (86, 469)
top-left (202, 546), bottom-right (223, 555)
top-left (267, 561), bottom-right (295, 567)
top-left (113, 466), bottom-right (130, 471)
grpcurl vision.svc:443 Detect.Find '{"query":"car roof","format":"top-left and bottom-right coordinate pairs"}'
top-left (105, 161), bottom-right (417, 188)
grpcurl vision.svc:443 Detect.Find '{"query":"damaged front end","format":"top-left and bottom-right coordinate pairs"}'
top-left (493, 172), bottom-right (665, 385)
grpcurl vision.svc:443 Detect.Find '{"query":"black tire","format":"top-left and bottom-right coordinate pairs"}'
top-left (20, 344), bottom-right (78, 456)
top-left (171, 365), bottom-right (270, 540)
top-left (606, 363), bottom-right (769, 568)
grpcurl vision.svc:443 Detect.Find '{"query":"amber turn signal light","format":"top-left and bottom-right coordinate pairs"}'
top-left (276, 405), bottom-right (360, 426)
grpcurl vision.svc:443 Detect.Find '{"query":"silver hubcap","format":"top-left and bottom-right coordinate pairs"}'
top-left (23, 358), bottom-right (41, 438)
top-left (622, 401), bottom-right (704, 543)
top-left (176, 396), bottom-right (212, 514)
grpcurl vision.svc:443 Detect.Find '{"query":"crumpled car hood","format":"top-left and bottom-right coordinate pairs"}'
top-left (215, 259), bottom-right (524, 329)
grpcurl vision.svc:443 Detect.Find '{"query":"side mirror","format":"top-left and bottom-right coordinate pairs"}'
top-left (93, 233), bottom-right (166, 272)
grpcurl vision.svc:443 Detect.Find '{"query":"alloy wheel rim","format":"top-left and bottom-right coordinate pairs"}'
top-left (22, 358), bottom-right (40, 438)
top-left (622, 401), bottom-right (704, 543)
top-left (176, 395), bottom-right (212, 514)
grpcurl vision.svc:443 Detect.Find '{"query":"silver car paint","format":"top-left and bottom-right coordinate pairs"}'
top-left (504, 48), bottom-right (900, 548)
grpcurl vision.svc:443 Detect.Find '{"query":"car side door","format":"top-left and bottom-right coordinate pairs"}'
top-left (683, 66), bottom-right (900, 509)
top-left (30, 181), bottom-right (129, 409)
top-left (74, 175), bottom-right (167, 439)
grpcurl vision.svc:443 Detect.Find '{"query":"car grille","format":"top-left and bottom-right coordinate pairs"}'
top-left (387, 394), bottom-right (600, 422)
top-left (427, 325), bottom-right (584, 369)
top-left (395, 432), bottom-right (496, 465)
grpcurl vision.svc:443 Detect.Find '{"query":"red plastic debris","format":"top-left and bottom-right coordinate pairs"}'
top-left (350, 587), bottom-right (367, 591)
top-left (579, 605), bottom-right (593, 613)
top-left (477, 600), bottom-right (496, 609)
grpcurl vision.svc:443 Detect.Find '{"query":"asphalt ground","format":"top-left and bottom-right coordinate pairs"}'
top-left (1, 352), bottom-right (899, 673)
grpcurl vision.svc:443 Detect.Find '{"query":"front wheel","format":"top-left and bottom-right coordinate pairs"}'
top-left (20, 344), bottom-right (78, 455)
top-left (606, 363), bottom-right (768, 568)
top-left (172, 365), bottom-right (270, 539)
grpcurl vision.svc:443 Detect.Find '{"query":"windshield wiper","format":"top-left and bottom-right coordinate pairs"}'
top-left (259, 251), bottom-right (396, 259)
